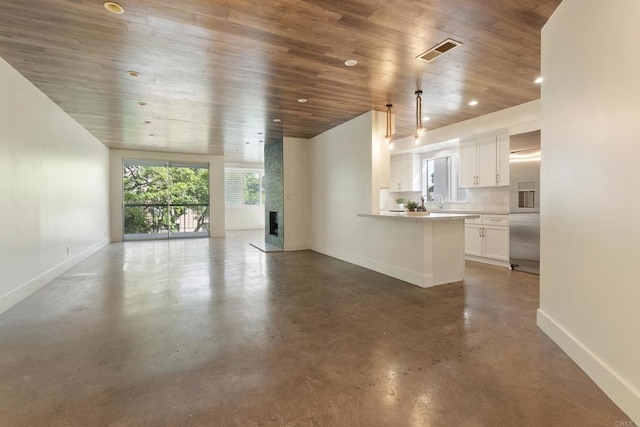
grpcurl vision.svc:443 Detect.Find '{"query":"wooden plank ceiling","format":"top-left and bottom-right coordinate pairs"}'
top-left (0, 0), bottom-right (560, 163)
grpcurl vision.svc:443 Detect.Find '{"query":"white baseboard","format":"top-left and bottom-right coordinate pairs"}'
top-left (0, 239), bottom-right (110, 315)
top-left (311, 244), bottom-right (432, 288)
top-left (537, 309), bottom-right (640, 424)
top-left (224, 226), bottom-right (264, 231)
top-left (465, 254), bottom-right (510, 268)
top-left (284, 242), bottom-right (311, 251)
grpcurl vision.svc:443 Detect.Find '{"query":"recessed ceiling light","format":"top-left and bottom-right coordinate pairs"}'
top-left (259, 140), bottom-right (264, 143)
top-left (534, 76), bottom-right (544, 84)
top-left (104, 1), bottom-right (124, 14)
top-left (128, 71), bottom-right (140, 78)
top-left (468, 100), bottom-right (479, 106)
top-left (245, 141), bottom-right (251, 145)
top-left (138, 101), bottom-right (146, 106)
top-left (273, 119), bottom-right (281, 123)
top-left (144, 120), bottom-right (151, 124)
top-left (344, 59), bottom-right (358, 67)
top-left (298, 98), bottom-right (308, 103)
top-left (257, 132), bottom-right (263, 135)
top-left (423, 116), bottom-right (430, 121)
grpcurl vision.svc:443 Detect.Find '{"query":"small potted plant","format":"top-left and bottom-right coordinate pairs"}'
top-left (405, 200), bottom-right (419, 212)
top-left (395, 198), bottom-right (406, 210)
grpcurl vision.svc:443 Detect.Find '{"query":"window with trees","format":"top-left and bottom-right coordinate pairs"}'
top-left (224, 170), bottom-right (265, 206)
top-left (123, 160), bottom-right (209, 239)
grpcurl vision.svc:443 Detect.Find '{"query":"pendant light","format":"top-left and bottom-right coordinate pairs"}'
top-left (385, 104), bottom-right (394, 150)
top-left (415, 90), bottom-right (426, 139)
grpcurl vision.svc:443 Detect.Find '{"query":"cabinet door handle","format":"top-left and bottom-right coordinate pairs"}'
top-left (479, 228), bottom-right (482, 237)
top-left (496, 173), bottom-right (500, 183)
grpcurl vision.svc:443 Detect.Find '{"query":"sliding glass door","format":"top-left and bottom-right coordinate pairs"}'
top-left (123, 160), bottom-right (209, 240)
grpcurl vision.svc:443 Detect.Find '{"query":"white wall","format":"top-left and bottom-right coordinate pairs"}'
top-left (225, 206), bottom-right (264, 230)
top-left (283, 137), bottom-right (311, 250)
top-left (0, 57), bottom-right (110, 314)
top-left (311, 112), bottom-right (368, 253)
top-left (310, 111), bottom-right (433, 281)
top-left (538, 1), bottom-right (640, 423)
top-left (109, 150), bottom-right (225, 241)
top-left (310, 111), bottom-right (376, 254)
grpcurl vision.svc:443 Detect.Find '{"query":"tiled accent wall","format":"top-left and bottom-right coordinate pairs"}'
top-left (264, 138), bottom-right (284, 248)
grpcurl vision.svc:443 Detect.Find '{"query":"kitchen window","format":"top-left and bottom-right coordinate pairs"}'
top-left (422, 155), bottom-right (467, 202)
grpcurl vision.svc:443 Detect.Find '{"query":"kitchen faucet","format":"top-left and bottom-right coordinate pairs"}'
top-left (431, 193), bottom-right (444, 209)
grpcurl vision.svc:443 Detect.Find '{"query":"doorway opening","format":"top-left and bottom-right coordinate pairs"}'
top-left (123, 159), bottom-right (210, 240)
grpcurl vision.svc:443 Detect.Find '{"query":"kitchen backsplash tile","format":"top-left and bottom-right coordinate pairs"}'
top-left (465, 186), bottom-right (509, 211)
top-left (379, 186), bottom-right (508, 212)
top-left (380, 189), bottom-right (421, 210)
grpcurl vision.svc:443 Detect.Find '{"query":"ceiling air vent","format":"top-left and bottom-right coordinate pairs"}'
top-left (416, 38), bottom-right (462, 62)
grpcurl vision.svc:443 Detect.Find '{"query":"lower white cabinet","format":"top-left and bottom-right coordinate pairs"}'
top-left (481, 226), bottom-right (509, 260)
top-left (464, 224), bottom-right (483, 257)
top-left (464, 214), bottom-right (509, 265)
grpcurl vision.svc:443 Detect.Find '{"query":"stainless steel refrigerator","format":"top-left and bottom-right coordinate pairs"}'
top-left (509, 131), bottom-right (541, 274)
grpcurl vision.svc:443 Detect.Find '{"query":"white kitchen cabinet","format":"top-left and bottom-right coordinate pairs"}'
top-left (496, 134), bottom-right (510, 186)
top-left (459, 140), bottom-right (477, 188)
top-left (459, 134), bottom-right (509, 188)
top-left (464, 224), bottom-right (483, 257)
top-left (465, 214), bottom-right (509, 266)
top-left (482, 226), bottom-right (509, 260)
top-left (476, 136), bottom-right (497, 187)
top-left (389, 154), bottom-right (421, 192)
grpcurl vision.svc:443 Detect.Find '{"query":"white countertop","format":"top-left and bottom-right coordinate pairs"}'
top-left (358, 212), bottom-right (481, 221)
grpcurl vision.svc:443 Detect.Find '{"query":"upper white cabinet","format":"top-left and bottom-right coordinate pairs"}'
top-left (496, 134), bottom-right (510, 186)
top-left (390, 154), bottom-right (421, 192)
top-left (460, 133), bottom-right (509, 188)
top-left (460, 141), bottom-right (478, 188)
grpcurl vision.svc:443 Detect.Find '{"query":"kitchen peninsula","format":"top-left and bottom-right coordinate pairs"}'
top-left (357, 212), bottom-right (479, 288)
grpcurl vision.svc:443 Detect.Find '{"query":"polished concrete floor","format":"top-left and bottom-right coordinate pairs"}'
top-left (0, 230), bottom-right (631, 426)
